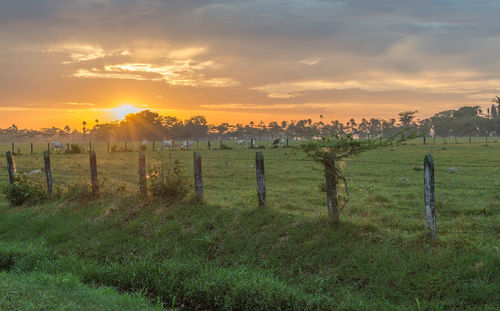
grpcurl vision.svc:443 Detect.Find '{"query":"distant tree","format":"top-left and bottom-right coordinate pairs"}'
top-left (492, 104), bottom-right (498, 118)
top-left (398, 110), bottom-right (418, 128)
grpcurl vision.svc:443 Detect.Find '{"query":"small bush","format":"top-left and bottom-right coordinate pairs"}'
top-left (2, 175), bottom-right (49, 206)
top-left (220, 143), bottom-right (232, 150)
top-left (110, 144), bottom-right (118, 152)
top-left (65, 144), bottom-right (84, 154)
top-left (64, 180), bottom-right (94, 201)
top-left (148, 155), bottom-right (190, 200)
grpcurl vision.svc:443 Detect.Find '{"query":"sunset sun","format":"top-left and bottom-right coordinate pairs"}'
top-left (112, 104), bottom-right (142, 120)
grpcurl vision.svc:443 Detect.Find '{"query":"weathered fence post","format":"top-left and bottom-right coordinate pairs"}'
top-left (186, 140), bottom-right (190, 150)
top-left (255, 151), bottom-right (266, 207)
top-left (250, 139), bottom-right (254, 149)
top-left (468, 135), bottom-right (471, 144)
top-left (324, 153), bottom-right (339, 220)
top-left (30, 143), bottom-right (33, 155)
top-left (152, 141), bottom-right (155, 151)
top-left (89, 141), bottom-right (92, 153)
top-left (193, 151), bottom-right (203, 199)
top-left (172, 139), bottom-right (175, 151)
top-left (11, 142), bottom-right (14, 154)
top-left (208, 140), bottom-right (211, 150)
top-left (43, 151), bottom-right (53, 195)
top-left (423, 136), bottom-right (426, 144)
top-left (47, 142), bottom-right (51, 154)
top-left (89, 151), bottom-right (99, 196)
top-left (220, 140), bottom-right (223, 149)
top-left (286, 138), bottom-right (289, 147)
top-left (6, 151), bottom-right (16, 184)
top-left (138, 150), bottom-right (146, 195)
top-left (424, 153), bottom-right (436, 240)
top-left (107, 141), bottom-right (110, 153)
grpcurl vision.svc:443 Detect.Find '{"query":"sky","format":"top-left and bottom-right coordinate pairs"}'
top-left (1, 0), bottom-right (500, 129)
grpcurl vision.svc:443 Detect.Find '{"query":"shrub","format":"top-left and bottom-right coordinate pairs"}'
top-left (2, 174), bottom-right (49, 206)
top-left (65, 144), bottom-right (84, 154)
top-left (110, 144), bottom-right (118, 152)
top-left (220, 143), bottom-right (232, 150)
top-left (148, 154), bottom-right (190, 200)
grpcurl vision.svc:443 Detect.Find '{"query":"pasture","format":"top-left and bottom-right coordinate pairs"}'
top-left (0, 140), bottom-right (499, 310)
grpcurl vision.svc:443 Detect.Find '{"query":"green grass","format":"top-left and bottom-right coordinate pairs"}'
top-left (0, 271), bottom-right (163, 310)
top-left (0, 140), bottom-right (499, 310)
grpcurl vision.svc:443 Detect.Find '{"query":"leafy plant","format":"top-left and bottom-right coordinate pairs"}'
top-left (2, 174), bottom-right (49, 206)
top-left (299, 130), bottom-right (419, 221)
top-left (148, 154), bottom-right (190, 200)
top-left (65, 144), bottom-right (84, 154)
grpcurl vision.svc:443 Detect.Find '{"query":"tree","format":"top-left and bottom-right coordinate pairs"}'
top-left (491, 104), bottom-right (498, 118)
top-left (300, 129), bottom-right (419, 222)
top-left (398, 110), bottom-right (418, 128)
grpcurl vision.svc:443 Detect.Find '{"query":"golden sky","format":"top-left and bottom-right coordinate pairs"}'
top-left (1, 1), bottom-right (499, 129)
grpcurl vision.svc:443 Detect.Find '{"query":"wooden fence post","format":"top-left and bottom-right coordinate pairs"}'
top-left (30, 142), bottom-right (33, 155)
top-left (424, 153), bottom-right (436, 240)
top-left (172, 139), bottom-right (175, 151)
top-left (255, 151), bottom-right (266, 207)
top-left (423, 136), bottom-right (426, 144)
top-left (208, 140), bottom-right (211, 150)
top-left (47, 142), bottom-right (51, 154)
top-left (107, 141), bottom-right (110, 153)
top-left (152, 141), bottom-right (155, 151)
top-left (286, 138), bottom-right (289, 147)
top-left (44, 151), bottom-right (53, 195)
top-left (11, 142), bottom-right (14, 154)
top-left (89, 151), bottom-right (99, 196)
top-left (250, 139), bottom-right (254, 149)
top-left (138, 150), bottom-right (146, 195)
top-left (89, 141), bottom-right (92, 153)
top-left (468, 135), bottom-right (471, 144)
top-left (324, 154), bottom-right (339, 220)
top-left (6, 151), bottom-right (16, 185)
top-left (193, 151), bottom-right (203, 199)
top-left (220, 140), bottom-right (223, 149)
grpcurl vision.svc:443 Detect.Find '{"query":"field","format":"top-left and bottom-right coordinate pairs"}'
top-left (0, 139), bottom-right (499, 310)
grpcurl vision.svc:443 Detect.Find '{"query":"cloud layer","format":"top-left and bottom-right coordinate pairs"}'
top-left (1, 0), bottom-right (500, 127)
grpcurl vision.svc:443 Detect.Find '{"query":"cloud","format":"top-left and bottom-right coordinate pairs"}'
top-left (254, 71), bottom-right (500, 98)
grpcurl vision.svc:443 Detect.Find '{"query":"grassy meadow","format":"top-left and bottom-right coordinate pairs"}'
top-left (0, 139), bottom-right (498, 310)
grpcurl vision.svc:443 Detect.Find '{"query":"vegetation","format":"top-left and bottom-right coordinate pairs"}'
top-left (2, 174), bottom-right (49, 206)
top-left (2, 103), bottom-right (500, 143)
top-left (148, 154), bottom-right (191, 200)
top-left (299, 130), bottom-right (419, 220)
top-left (0, 141), bottom-right (498, 309)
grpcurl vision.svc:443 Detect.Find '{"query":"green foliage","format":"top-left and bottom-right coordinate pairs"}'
top-left (2, 174), bottom-right (49, 206)
top-left (148, 154), bottom-right (190, 199)
top-left (299, 130), bottom-right (420, 219)
top-left (65, 144), bottom-right (84, 154)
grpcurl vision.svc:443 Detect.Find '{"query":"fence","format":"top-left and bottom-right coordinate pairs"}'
top-left (3, 143), bottom-right (499, 240)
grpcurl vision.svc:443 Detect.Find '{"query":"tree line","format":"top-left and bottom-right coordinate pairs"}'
top-left (2, 101), bottom-right (500, 143)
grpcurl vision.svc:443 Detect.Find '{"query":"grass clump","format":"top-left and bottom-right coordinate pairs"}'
top-left (65, 144), bottom-right (84, 154)
top-left (1, 175), bottom-right (49, 206)
top-left (148, 154), bottom-right (190, 200)
top-left (0, 271), bottom-right (163, 311)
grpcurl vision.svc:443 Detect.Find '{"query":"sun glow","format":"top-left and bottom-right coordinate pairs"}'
top-left (112, 104), bottom-right (142, 119)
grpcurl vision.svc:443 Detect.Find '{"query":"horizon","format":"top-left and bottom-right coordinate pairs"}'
top-left (1, 1), bottom-right (500, 129)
